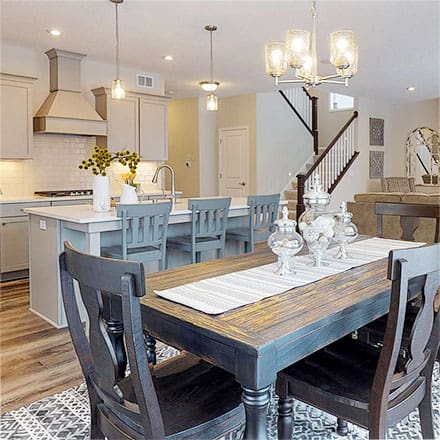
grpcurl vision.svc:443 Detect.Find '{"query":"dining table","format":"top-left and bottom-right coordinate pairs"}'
top-left (138, 237), bottom-right (401, 440)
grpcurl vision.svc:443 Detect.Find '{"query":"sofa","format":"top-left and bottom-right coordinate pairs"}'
top-left (347, 191), bottom-right (440, 243)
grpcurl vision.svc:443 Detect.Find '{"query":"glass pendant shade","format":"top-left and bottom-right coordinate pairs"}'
top-left (286, 29), bottom-right (310, 68)
top-left (330, 30), bottom-right (357, 69)
top-left (199, 81), bottom-right (220, 92)
top-left (112, 79), bottom-right (126, 99)
top-left (207, 94), bottom-right (218, 111)
top-left (298, 54), bottom-right (313, 78)
top-left (336, 44), bottom-right (358, 77)
top-left (265, 42), bottom-right (288, 77)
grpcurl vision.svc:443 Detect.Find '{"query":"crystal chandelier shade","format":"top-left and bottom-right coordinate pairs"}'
top-left (265, 0), bottom-right (358, 88)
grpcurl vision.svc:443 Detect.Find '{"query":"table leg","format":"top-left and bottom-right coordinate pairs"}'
top-left (242, 385), bottom-right (271, 440)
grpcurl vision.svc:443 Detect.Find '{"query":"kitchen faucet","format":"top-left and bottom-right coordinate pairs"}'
top-left (152, 164), bottom-right (176, 206)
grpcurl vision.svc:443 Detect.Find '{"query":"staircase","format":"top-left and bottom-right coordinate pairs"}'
top-left (279, 87), bottom-right (359, 221)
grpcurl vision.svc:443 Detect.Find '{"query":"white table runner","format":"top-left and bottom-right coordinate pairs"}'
top-left (154, 238), bottom-right (425, 314)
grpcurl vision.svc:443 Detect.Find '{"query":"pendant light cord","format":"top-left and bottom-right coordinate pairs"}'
top-left (209, 29), bottom-right (214, 83)
top-left (115, 2), bottom-right (120, 79)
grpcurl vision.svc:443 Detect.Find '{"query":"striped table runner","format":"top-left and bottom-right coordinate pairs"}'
top-left (154, 238), bottom-right (425, 314)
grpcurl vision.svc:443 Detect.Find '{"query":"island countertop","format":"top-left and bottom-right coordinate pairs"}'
top-left (23, 197), bottom-right (256, 224)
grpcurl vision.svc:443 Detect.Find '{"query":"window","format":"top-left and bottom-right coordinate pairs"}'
top-left (329, 92), bottom-right (354, 111)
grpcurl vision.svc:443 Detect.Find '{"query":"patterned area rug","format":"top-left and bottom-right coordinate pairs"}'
top-left (1, 346), bottom-right (439, 440)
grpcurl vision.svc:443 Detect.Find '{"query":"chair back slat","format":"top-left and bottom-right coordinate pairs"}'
top-left (375, 202), bottom-right (440, 243)
top-left (371, 244), bottom-right (440, 410)
top-left (59, 242), bottom-right (166, 439)
top-left (189, 198), bottom-right (231, 239)
top-left (248, 194), bottom-right (280, 237)
top-left (117, 202), bottom-right (171, 251)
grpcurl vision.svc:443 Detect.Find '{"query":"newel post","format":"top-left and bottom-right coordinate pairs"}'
top-left (296, 174), bottom-right (306, 227)
top-left (312, 96), bottom-right (319, 155)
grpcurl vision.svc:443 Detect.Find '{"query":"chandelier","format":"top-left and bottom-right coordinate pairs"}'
top-left (110, 0), bottom-right (125, 99)
top-left (199, 25), bottom-right (219, 111)
top-left (265, 0), bottom-right (358, 88)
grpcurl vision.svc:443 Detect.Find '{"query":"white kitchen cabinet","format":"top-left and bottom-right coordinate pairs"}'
top-left (0, 73), bottom-right (37, 159)
top-left (92, 87), bottom-right (169, 160)
top-left (0, 217), bottom-right (29, 272)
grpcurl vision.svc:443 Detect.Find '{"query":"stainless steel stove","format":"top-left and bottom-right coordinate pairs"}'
top-left (34, 189), bottom-right (93, 197)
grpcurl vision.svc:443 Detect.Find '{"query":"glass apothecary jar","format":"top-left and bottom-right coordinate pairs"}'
top-left (298, 175), bottom-right (335, 267)
top-left (268, 206), bottom-right (304, 275)
top-left (333, 201), bottom-right (358, 259)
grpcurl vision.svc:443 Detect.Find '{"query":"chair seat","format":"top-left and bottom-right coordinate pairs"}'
top-left (114, 353), bottom-right (244, 438)
top-left (101, 245), bottom-right (161, 260)
top-left (167, 235), bottom-right (222, 252)
top-left (280, 337), bottom-right (387, 409)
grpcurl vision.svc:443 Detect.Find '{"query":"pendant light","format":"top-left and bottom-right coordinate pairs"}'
top-left (110, 0), bottom-right (125, 99)
top-left (199, 25), bottom-right (219, 111)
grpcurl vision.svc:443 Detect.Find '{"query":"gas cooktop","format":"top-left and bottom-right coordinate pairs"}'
top-left (34, 189), bottom-right (93, 197)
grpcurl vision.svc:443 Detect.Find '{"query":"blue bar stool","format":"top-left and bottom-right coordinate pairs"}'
top-left (167, 197), bottom-right (231, 264)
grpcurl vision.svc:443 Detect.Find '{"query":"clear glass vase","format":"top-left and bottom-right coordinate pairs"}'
top-left (333, 201), bottom-right (358, 260)
top-left (268, 207), bottom-right (303, 275)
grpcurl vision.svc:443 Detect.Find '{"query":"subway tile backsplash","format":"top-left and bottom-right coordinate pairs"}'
top-left (0, 134), bottom-right (161, 196)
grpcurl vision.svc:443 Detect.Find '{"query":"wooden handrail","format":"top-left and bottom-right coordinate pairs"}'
top-left (303, 110), bottom-right (358, 180)
top-left (279, 90), bottom-right (313, 135)
top-left (302, 86), bottom-right (314, 101)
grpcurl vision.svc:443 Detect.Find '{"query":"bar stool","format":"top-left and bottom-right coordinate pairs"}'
top-left (226, 194), bottom-right (280, 253)
top-left (101, 201), bottom-right (171, 271)
top-left (167, 197), bottom-right (231, 264)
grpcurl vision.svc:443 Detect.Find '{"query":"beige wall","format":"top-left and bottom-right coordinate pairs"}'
top-left (217, 94), bottom-right (257, 194)
top-left (167, 98), bottom-right (200, 197)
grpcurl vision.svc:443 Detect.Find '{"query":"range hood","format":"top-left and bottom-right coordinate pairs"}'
top-left (34, 49), bottom-right (107, 136)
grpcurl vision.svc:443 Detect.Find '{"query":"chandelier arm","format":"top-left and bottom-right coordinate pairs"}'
top-left (319, 73), bottom-right (346, 81)
top-left (275, 77), bottom-right (310, 85)
top-left (320, 78), bottom-right (349, 85)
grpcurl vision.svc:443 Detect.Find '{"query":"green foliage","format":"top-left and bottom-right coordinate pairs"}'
top-left (78, 146), bottom-right (140, 176)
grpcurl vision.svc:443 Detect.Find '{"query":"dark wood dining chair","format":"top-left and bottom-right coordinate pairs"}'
top-left (375, 201), bottom-right (440, 243)
top-left (167, 197), bottom-right (231, 264)
top-left (276, 243), bottom-right (440, 440)
top-left (226, 193), bottom-right (280, 253)
top-left (101, 201), bottom-right (171, 271)
top-left (59, 241), bottom-right (245, 440)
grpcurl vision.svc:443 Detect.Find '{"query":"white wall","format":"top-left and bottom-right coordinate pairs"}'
top-left (390, 98), bottom-right (440, 177)
top-left (1, 42), bottom-right (164, 113)
top-left (256, 92), bottom-right (313, 195)
top-left (329, 95), bottom-right (394, 209)
top-left (198, 97), bottom-right (217, 196)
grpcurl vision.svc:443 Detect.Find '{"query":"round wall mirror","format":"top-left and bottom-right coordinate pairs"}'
top-left (406, 126), bottom-right (439, 185)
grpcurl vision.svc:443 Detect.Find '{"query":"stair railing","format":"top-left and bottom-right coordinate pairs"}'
top-left (279, 87), bottom-right (319, 154)
top-left (296, 111), bottom-right (359, 221)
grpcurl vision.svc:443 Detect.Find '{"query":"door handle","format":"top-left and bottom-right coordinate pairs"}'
top-left (238, 182), bottom-right (246, 186)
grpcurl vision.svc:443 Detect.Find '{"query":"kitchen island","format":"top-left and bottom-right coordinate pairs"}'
top-left (24, 197), bottom-right (275, 328)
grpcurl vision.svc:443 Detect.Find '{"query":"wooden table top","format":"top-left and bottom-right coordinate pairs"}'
top-left (141, 243), bottom-right (391, 358)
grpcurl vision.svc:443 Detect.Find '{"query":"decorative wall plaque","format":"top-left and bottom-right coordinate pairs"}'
top-left (369, 118), bottom-right (384, 146)
top-left (369, 150), bottom-right (384, 179)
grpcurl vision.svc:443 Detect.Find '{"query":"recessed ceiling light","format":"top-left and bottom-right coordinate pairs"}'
top-left (163, 55), bottom-right (173, 61)
top-left (406, 86), bottom-right (416, 92)
top-left (47, 29), bottom-right (61, 36)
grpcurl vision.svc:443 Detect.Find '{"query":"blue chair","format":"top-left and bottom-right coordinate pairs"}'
top-left (101, 202), bottom-right (171, 271)
top-left (167, 198), bottom-right (231, 264)
top-left (226, 194), bottom-right (280, 253)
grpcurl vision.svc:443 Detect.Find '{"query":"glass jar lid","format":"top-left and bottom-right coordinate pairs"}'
top-left (274, 206), bottom-right (297, 232)
top-left (303, 174), bottom-right (330, 208)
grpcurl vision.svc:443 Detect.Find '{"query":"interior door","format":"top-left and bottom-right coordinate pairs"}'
top-left (218, 127), bottom-right (249, 197)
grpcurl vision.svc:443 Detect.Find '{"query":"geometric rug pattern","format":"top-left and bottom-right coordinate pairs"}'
top-left (1, 345), bottom-right (439, 439)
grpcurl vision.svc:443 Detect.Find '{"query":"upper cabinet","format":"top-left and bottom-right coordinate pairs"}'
top-left (1, 73), bottom-right (37, 159)
top-left (92, 88), bottom-right (169, 161)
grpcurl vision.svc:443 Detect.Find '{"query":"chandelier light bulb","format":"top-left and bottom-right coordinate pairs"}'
top-left (265, 1), bottom-right (358, 87)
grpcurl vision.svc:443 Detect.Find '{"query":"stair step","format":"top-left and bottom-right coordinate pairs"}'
top-left (284, 189), bottom-right (297, 200)
top-left (287, 200), bottom-right (297, 210)
top-left (288, 209), bottom-right (297, 219)
top-left (291, 181), bottom-right (298, 189)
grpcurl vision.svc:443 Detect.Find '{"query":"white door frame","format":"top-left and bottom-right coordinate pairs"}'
top-left (218, 126), bottom-right (249, 196)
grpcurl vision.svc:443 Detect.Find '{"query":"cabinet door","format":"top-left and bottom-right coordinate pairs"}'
top-left (139, 97), bottom-right (168, 160)
top-left (0, 217), bottom-right (29, 272)
top-left (107, 96), bottom-right (139, 153)
top-left (0, 82), bottom-right (32, 159)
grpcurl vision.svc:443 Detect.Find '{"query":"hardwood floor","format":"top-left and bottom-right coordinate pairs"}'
top-left (0, 279), bottom-right (82, 414)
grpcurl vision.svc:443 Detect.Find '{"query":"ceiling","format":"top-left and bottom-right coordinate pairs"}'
top-left (1, 0), bottom-right (439, 104)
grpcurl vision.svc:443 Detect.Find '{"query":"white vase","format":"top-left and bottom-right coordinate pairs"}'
top-left (119, 183), bottom-right (139, 204)
top-left (92, 175), bottom-right (110, 212)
